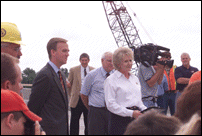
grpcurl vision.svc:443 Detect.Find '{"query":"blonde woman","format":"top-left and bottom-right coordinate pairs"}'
top-left (104, 47), bottom-right (146, 135)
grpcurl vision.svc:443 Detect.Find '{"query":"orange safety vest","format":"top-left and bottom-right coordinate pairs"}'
top-left (164, 65), bottom-right (176, 90)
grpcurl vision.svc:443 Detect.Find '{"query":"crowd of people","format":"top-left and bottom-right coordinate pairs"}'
top-left (1, 21), bottom-right (201, 135)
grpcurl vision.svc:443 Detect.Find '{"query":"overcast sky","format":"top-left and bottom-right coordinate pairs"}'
top-left (1, 1), bottom-right (201, 72)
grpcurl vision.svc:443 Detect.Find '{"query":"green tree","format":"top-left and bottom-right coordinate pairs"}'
top-left (22, 68), bottom-right (36, 85)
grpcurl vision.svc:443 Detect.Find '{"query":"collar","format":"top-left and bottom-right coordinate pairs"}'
top-left (115, 70), bottom-right (124, 78)
top-left (182, 65), bottom-right (190, 70)
top-left (101, 67), bottom-right (115, 77)
top-left (48, 61), bottom-right (60, 74)
top-left (151, 66), bottom-right (156, 73)
top-left (115, 70), bottom-right (133, 79)
top-left (81, 65), bottom-right (89, 70)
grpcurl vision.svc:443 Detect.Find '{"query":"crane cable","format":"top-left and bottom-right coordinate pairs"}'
top-left (124, 1), bottom-right (156, 44)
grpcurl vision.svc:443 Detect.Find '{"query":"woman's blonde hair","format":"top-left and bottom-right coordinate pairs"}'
top-left (113, 47), bottom-right (133, 70)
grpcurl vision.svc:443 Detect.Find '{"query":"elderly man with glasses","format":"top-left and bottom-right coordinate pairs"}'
top-left (1, 22), bottom-right (24, 59)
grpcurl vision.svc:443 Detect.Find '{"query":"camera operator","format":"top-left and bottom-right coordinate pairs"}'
top-left (137, 54), bottom-right (166, 108)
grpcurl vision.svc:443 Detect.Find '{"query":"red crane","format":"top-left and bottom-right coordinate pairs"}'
top-left (102, 1), bottom-right (143, 73)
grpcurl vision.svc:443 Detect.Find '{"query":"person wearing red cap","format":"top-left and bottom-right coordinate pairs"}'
top-left (1, 89), bottom-right (46, 135)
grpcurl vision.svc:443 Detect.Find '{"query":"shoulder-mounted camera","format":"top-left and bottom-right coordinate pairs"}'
top-left (130, 43), bottom-right (174, 68)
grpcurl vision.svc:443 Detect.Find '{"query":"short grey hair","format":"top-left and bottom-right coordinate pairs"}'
top-left (181, 52), bottom-right (190, 58)
top-left (113, 47), bottom-right (134, 70)
top-left (101, 51), bottom-right (113, 60)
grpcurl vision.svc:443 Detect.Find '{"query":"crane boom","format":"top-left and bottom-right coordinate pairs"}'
top-left (102, 1), bottom-right (143, 74)
top-left (102, 1), bottom-right (142, 48)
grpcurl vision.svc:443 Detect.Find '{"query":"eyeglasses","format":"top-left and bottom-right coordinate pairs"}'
top-left (106, 59), bottom-right (112, 63)
top-left (13, 47), bottom-right (22, 52)
top-left (1, 44), bottom-right (21, 52)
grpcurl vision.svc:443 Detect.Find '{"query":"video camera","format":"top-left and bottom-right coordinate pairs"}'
top-left (130, 43), bottom-right (174, 68)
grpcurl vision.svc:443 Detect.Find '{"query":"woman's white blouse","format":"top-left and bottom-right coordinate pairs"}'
top-left (104, 70), bottom-right (147, 117)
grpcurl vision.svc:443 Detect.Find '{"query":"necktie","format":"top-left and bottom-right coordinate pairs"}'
top-left (58, 70), bottom-right (66, 95)
top-left (106, 72), bottom-right (110, 78)
top-left (84, 68), bottom-right (87, 77)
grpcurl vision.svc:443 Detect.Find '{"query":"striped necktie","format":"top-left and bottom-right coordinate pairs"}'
top-left (58, 70), bottom-right (66, 95)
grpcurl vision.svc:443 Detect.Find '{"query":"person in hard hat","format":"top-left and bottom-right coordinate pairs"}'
top-left (1, 22), bottom-right (24, 59)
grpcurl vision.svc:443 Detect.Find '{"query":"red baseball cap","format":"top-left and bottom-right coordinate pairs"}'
top-left (1, 89), bottom-right (42, 122)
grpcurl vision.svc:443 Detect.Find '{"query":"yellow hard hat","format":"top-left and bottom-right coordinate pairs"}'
top-left (1, 22), bottom-right (25, 45)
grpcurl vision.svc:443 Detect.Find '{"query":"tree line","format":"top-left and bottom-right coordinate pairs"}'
top-left (22, 67), bottom-right (69, 88)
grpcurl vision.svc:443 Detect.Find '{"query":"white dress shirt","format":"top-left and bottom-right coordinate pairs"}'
top-left (104, 70), bottom-right (147, 117)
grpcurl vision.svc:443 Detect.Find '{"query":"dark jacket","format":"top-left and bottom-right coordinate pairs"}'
top-left (28, 63), bottom-right (69, 135)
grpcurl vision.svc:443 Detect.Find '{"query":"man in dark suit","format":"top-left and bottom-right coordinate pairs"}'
top-left (28, 37), bottom-right (70, 135)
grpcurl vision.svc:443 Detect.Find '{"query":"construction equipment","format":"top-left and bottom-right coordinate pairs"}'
top-left (102, 1), bottom-right (143, 74)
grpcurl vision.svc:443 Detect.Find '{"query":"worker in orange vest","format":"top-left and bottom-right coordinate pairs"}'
top-left (161, 52), bottom-right (177, 115)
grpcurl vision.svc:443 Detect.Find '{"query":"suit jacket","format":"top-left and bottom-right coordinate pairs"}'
top-left (67, 65), bottom-right (95, 108)
top-left (28, 63), bottom-right (69, 135)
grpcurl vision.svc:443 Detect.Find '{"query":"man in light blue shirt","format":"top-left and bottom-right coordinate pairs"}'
top-left (80, 52), bottom-right (114, 135)
top-left (157, 74), bottom-right (168, 110)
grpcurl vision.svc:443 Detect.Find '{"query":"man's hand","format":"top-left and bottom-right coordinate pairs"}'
top-left (80, 94), bottom-right (89, 110)
top-left (66, 80), bottom-right (71, 88)
top-left (132, 110), bottom-right (142, 119)
top-left (35, 121), bottom-right (46, 135)
top-left (155, 62), bottom-right (165, 71)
